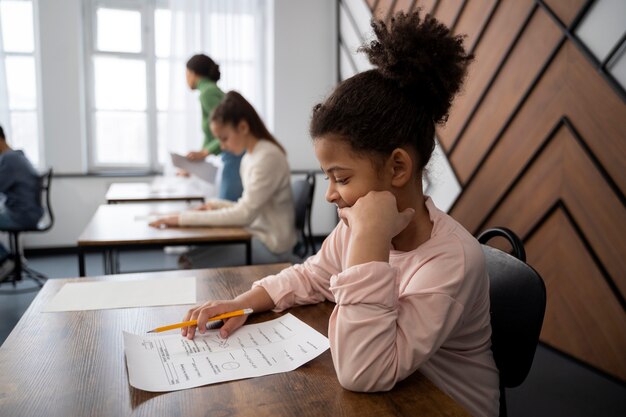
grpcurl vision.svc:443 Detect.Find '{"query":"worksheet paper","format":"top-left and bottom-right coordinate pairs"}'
top-left (42, 276), bottom-right (196, 312)
top-left (123, 313), bottom-right (330, 392)
top-left (170, 152), bottom-right (218, 183)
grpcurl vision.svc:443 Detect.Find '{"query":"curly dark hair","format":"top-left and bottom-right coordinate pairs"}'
top-left (310, 10), bottom-right (473, 171)
top-left (186, 54), bottom-right (221, 82)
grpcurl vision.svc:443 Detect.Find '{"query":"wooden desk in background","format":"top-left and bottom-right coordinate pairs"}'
top-left (106, 180), bottom-right (206, 204)
top-left (0, 264), bottom-right (470, 417)
top-left (77, 203), bottom-right (252, 276)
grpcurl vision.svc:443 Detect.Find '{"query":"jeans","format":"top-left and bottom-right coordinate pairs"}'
top-left (219, 151), bottom-right (244, 202)
top-left (0, 200), bottom-right (21, 263)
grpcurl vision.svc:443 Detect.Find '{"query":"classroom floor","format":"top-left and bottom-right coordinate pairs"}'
top-left (0, 250), bottom-right (624, 417)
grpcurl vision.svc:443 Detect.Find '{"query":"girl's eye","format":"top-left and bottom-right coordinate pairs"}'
top-left (323, 176), bottom-right (348, 185)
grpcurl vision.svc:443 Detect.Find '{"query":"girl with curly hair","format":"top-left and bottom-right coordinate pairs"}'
top-left (180, 11), bottom-right (498, 416)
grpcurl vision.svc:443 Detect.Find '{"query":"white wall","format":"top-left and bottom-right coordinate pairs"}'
top-left (26, 176), bottom-right (156, 248)
top-left (19, 0), bottom-right (339, 249)
top-left (268, 0), bottom-right (338, 238)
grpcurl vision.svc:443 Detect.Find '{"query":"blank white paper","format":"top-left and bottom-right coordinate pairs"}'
top-left (43, 276), bottom-right (196, 312)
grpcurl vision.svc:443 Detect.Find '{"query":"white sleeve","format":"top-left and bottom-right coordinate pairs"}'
top-left (179, 149), bottom-right (284, 227)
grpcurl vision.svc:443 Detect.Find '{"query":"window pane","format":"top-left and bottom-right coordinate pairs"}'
top-left (94, 111), bottom-right (148, 165)
top-left (154, 9), bottom-right (171, 58)
top-left (156, 59), bottom-right (169, 111)
top-left (0, 0), bottom-right (34, 52)
top-left (220, 62), bottom-right (256, 106)
top-left (96, 8), bottom-right (142, 53)
top-left (5, 56), bottom-right (36, 109)
top-left (157, 111), bottom-right (187, 165)
top-left (94, 56), bottom-right (146, 111)
top-left (208, 13), bottom-right (255, 60)
top-left (157, 112), bottom-right (166, 165)
top-left (156, 57), bottom-right (185, 112)
top-left (9, 111), bottom-right (39, 167)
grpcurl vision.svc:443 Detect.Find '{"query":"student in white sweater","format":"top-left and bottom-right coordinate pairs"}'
top-left (150, 91), bottom-right (297, 265)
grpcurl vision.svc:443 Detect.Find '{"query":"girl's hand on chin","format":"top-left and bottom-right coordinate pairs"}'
top-left (337, 191), bottom-right (415, 242)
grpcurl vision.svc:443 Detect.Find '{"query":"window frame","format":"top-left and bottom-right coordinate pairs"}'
top-left (83, 0), bottom-right (267, 173)
top-left (83, 0), bottom-right (160, 172)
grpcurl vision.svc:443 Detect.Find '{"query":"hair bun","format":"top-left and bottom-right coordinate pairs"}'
top-left (360, 11), bottom-right (473, 123)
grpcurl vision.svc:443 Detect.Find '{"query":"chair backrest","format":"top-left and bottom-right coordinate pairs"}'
top-left (36, 168), bottom-right (54, 232)
top-left (291, 172), bottom-right (316, 258)
top-left (478, 228), bottom-right (546, 389)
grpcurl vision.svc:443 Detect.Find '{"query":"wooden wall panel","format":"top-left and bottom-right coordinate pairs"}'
top-left (484, 125), bottom-right (626, 298)
top-left (372, 0), bottom-right (393, 20)
top-left (429, 0), bottom-right (462, 28)
top-left (417, 0), bottom-right (438, 14)
top-left (526, 210), bottom-right (626, 379)
top-left (392, 0), bottom-right (416, 14)
top-left (482, 127), bottom-right (566, 236)
top-left (543, 0), bottom-right (587, 26)
top-left (438, 0), bottom-right (534, 151)
top-left (566, 51), bottom-right (626, 192)
top-left (451, 0), bottom-right (497, 49)
top-left (451, 42), bottom-right (626, 233)
top-left (450, 7), bottom-right (562, 183)
top-left (350, 0), bottom-right (626, 381)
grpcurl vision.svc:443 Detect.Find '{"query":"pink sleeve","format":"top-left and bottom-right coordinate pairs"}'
top-left (329, 256), bottom-right (465, 392)
top-left (252, 223), bottom-right (345, 311)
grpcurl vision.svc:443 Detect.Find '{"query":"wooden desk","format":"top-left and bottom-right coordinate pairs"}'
top-left (0, 264), bottom-right (470, 417)
top-left (77, 203), bottom-right (252, 276)
top-left (106, 181), bottom-right (206, 204)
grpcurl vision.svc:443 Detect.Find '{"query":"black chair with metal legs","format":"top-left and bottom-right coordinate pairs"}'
top-left (477, 227), bottom-right (546, 417)
top-left (0, 168), bottom-right (54, 294)
top-left (291, 171), bottom-right (316, 259)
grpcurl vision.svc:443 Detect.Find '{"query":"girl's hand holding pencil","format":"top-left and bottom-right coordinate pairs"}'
top-left (147, 308), bottom-right (253, 334)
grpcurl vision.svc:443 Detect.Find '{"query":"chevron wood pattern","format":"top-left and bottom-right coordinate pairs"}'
top-left (526, 208), bottom-right (626, 380)
top-left (357, 0), bottom-right (626, 380)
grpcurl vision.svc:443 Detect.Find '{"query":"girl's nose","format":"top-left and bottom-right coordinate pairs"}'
top-left (325, 183), bottom-right (338, 204)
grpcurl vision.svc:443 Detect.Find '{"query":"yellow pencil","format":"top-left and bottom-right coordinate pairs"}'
top-left (147, 308), bottom-right (254, 333)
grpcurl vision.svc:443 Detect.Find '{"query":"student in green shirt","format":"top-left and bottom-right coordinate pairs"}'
top-left (185, 54), bottom-right (243, 201)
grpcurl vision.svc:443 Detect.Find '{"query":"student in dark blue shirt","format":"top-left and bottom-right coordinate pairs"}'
top-left (0, 125), bottom-right (43, 274)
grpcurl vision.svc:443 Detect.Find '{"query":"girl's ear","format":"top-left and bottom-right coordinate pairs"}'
top-left (389, 148), bottom-right (413, 188)
top-left (237, 120), bottom-right (250, 135)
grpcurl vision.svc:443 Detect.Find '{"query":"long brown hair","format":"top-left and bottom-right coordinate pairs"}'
top-left (211, 91), bottom-right (286, 153)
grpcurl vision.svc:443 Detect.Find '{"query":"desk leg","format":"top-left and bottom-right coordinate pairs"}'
top-left (78, 251), bottom-right (86, 277)
top-left (103, 251), bottom-right (111, 275)
top-left (112, 249), bottom-right (120, 274)
top-left (245, 240), bottom-right (252, 265)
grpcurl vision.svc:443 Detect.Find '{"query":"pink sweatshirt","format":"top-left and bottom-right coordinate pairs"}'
top-left (253, 198), bottom-right (499, 417)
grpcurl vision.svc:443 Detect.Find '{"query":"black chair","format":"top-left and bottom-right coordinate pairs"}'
top-left (0, 168), bottom-right (54, 293)
top-left (291, 172), bottom-right (316, 258)
top-left (478, 227), bottom-right (546, 417)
